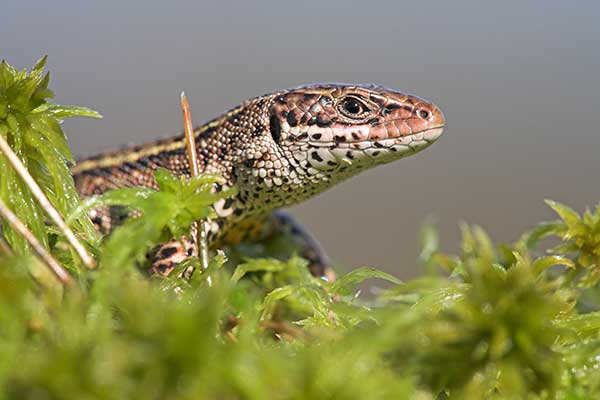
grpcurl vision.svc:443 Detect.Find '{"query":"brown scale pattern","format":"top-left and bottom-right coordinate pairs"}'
top-left (73, 84), bottom-right (445, 275)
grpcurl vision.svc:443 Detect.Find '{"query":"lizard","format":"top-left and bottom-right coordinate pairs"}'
top-left (72, 83), bottom-right (445, 280)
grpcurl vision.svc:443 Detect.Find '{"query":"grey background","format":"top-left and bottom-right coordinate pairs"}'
top-left (3, 0), bottom-right (599, 278)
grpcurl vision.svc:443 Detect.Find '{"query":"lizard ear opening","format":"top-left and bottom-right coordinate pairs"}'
top-left (270, 114), bottom-right (282, 143)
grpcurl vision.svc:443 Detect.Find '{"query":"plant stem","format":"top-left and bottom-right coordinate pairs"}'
top-left (0, 133), bottom-right (96, 269)
top-left (0, 198), bottom-right (73, 286)
top-left (181, 92), bottom-right (210, 281)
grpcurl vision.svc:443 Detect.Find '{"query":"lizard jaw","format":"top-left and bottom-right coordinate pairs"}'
top-left (283, 124), bottom-right (445, 172)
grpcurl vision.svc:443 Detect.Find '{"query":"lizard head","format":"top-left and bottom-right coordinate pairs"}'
top-left (268, 84), bottom-right (444, 174)
top-left (233, 84), bottom-right (445, 213)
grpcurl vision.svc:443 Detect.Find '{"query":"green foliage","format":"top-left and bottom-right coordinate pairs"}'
top-left (527, 200), bottom-right (600, 287)
top-left (5, 57), bottom-right (600, 399)
top-left (71, 168), bottom-right (234, 271)
top-left (0, 57), bottom-right (100, 260)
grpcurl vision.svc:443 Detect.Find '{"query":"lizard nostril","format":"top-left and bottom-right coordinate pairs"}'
top-left (417, 109), bottom-right (430, 120)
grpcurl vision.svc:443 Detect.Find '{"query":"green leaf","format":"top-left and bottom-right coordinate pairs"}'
top-left (66, 187), bottom-right (155, 225)
top-left (532, 255), bottom-right (575, 276)
top-left (522, 221), bottom-right (565, 249)
top-left (32, 55), bottom-right (48, 73)
top-left (331, 267), bottom-right (402, 297)
top-left (27, 114), bottom-right (74, 162)
top-left (546, 200), bottom-right (581, 229)
top-left (154, 167), bottom-right (182, 193)
top-left (33, 103), bottom-right (102, 119)
top-left (231, 258), bottom-right (287, 283)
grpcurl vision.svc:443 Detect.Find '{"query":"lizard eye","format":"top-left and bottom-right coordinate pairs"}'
top-left (338, 97), bottom-right (369, 119)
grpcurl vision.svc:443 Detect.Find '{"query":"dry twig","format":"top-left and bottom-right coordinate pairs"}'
top-left (181, 92), bottom-right (210, 277)
top-left (0, 198), bottom-right (73, 286)
top-left (0, 236), bottom-right (14, 256)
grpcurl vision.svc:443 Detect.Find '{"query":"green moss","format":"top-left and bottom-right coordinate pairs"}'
top-left (1, 57), bottom-right (600, 399)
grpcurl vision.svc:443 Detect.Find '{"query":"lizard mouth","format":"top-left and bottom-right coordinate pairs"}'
top-left (308, 125), bottom-right (444, 146)
top-left (285, 125), bottom-right (445, 171)
top-left (334, 125), bottom-right (445, 163)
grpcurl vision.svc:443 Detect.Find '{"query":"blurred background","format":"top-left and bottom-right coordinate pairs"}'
top-left (3, 0), bottom-right (599, 278)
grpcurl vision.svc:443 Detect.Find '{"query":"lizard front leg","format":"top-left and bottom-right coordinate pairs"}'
top-left (270, 211), bottom-right (335, 282)
top-left (221, 211), bottom-right (336, 282)
top-left (149, 212), bottom-right (335, 281)
top-left (149, 237), bottom-right (196, 276)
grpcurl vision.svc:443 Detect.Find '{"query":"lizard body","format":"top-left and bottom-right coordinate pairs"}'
top-left (73, 84), bottom-right (445, 278)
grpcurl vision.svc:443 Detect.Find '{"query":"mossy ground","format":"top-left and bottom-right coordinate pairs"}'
top-left (1, 58), bottom-right (600, 399)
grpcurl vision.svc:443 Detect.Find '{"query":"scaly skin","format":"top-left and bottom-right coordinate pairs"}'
top-left (73, 83), bottom-right (445, 277)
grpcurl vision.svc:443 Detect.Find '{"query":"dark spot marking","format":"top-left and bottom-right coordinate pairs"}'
top-left (276, 96), bottom-right (286, 104)
top-left (372, 151), bottom-right (380, 156)
top-left (297, 132), bottom-right (308, 140)
top-left (369, 94), bottom-right (384, 105)
top-left (127, 161), bottom-right (140, 170)
top-left (254, 124), bottom-right (265, 136)
top-left (156, 263), bottom-right (173, 274)
top-left (316, 115), bottom-right (331, 127)
top-left (312, 133), bottom-right (322, 140)
top-left (160, 246), bottom-right (178, 258)
top-left (198, 126), bottom-right (215, 140)
top-left (223, 198), bottom-right (235, 209)
top-left (351, 132), bottom-right (361, 140)
top-left (368, 117), bottom-right (379, 126)
top-left (187, 248), bottom-right (194, 256)
top-left (286, 112), bottom-right (298, 127)
top-left (374, 142), bottom-right (384, 148)
top-left (227, 115), bottom-right (240, 126)
top-left (334, 135), bottom-right (346, 143)
top-left (311, 152), bottom-right (323, 162)
top-left (270, 114), bottom-right (282, 143)
top-left (308, 116), bottom-right (318, 126)
top-left (233, 208), bottom-right (244, 216)
top-left (346, 151), bottom-right (354, 159)
top-left (390, 147), bottom-right (398, 152)
top-left (327, 161), bottom-right (337, 166)
top-left (137, 157), bottom-right (151, 168)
